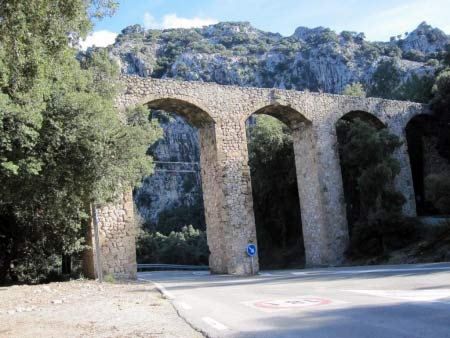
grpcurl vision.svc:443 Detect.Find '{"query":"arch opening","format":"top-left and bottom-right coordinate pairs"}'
top-left (146, 98), bottom-right (215, 128)
top-left (134, 100), bottom-right (215, 266)
top-left (252, 104), bottom-right (310, 130)
top-left (406, 114), bottom-right (450, 216)
top-left (336, 111), bottom-right (387, 236)
top-left (335, 110), bottom-right (423, 260)
top-left (246, 105), bottom-right (307, 269)
top-left (340, 110), bottom-right (386, 129)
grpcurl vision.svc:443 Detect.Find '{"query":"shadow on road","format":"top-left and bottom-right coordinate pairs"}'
top-left (237, 302), bottom-right (450, 338)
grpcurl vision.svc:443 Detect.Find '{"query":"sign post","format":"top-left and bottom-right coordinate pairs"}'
top-left (246, 244), bottom-right (257, 275)
top-left (92, 205), bottom-right (103, 283)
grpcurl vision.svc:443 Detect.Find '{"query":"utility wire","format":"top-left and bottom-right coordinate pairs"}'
top-left (154, 161), bottom-right (199, 165)
top-left (154, 169), bottom-right (200, 173)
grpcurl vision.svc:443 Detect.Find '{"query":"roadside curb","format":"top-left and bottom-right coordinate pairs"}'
top-left (137, 277), bottom-right (211, 338)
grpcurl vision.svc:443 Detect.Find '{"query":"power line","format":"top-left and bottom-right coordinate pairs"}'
top-left (154, 161), bottom-right (199, 165)
top-left (154, 169), bottom-right (200, 173)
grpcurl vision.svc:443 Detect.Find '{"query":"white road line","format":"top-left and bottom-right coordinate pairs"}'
top-left (258, 272), bottom-right (273, 276)
top-left (177, 301), bottom-right (193, 310)
top-left (192, 271), bottom-right (210, 276)
top-left (202, 317), bottom-right (228, 331)
top-left (346, 289), bottom-right (450, 303)
top-left (291, 266), bottom-right (450, 276)
top-left (152, 282), bottom-right (175, 299)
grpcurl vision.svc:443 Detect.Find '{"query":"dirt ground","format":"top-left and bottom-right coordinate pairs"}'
top-left (0, 279), bottom-right (204, 338)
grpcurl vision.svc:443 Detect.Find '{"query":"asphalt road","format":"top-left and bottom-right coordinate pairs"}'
top-left (138, 263), bottom-right (450, 338)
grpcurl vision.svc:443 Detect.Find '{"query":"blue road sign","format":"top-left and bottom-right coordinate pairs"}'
top-left (247, 244), bottom-right (257, 257)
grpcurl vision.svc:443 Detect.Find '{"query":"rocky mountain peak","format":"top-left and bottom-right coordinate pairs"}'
top-left (394, 21), bottom-right (449, 54)
top-left (292, 26), bottom-right (329, 41)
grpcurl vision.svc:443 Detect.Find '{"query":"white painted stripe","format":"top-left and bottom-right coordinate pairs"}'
top-left (202, 317), bottom-right (228, 330)
top-left (291, 266), bottom-right (450, 276)
top-left (258, 273), bottom-right (273, 276)
top-left (152, 282), bottom-right (175, 299)
top-left (347, 289), bottom-right (450, 303)
top-left (192, 271), bottom-right (210, 276)
top-left (177, 301), bottom-right (193, 310)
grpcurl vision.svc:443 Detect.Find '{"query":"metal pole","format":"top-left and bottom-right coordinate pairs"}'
top-left (250, 256), bottom-right (254, 275)
top-left (92, 205), bottom-right (103, 283)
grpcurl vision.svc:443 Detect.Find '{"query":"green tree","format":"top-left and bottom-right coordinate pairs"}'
top-left (0, 1), bottom-right (162, 283)
top-left (337, 119), bottom-right (411, 257)
top-left (368, 59), bottom-right (401, 99)
top-left (247, 115), bottom-right (303, 268)
top-left (425, 174), bottom-right (450, 214)
top-left (137, 225), bottom-right (209, 265)
top-left (431, 65), bottom-right (450, 161)
top-left (343, 82), bottom-right (366, 97)
top-left (395, 73), bottom-right (434, 103)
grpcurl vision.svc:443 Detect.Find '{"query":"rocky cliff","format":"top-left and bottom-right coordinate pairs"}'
top-left (102, 21), bottom-right (449, 226)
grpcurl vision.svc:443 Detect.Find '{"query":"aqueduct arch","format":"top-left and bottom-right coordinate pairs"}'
top-left (89, 77), bottom-right (426, 278)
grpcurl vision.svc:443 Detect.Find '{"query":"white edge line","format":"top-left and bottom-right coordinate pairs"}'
top-left (291, 266), bottom-right (450, 276)
top-left (177, 301), bottom-right (193, 310)
top-left (202, 317), bottom-right (228, 330)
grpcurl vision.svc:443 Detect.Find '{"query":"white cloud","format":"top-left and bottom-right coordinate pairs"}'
top-left (144, 12), bottom-right (218, 30)
top-left (80, 30), bottom-right (118, 50)
top-left (143, 12), bottom-right (158, 29)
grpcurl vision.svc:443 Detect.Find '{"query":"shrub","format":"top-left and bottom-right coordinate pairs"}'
top-left (136, 225), bottom-right (209, 265)
top-left (368, 59), bottom-right (401, 99)
top-left (337, 119), bottom-right (411, 257)
top-left (104, 274), bottom-right (116, 283)
top-left (350, 216), bottom-right (420, 257)
top-left (403, 50), bottom-right (426, 62)
top-left (343, 82), bottom-right (366, 97)
top-left (425, 174), bottom-right (450, 214)
top-left (247, 115), bottom-right (303, 268)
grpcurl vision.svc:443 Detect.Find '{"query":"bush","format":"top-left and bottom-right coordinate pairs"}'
top-left (136, 225), bottom-right (209, 265)
top-left (104, 274), bottom-right (116, 283)
top-left (425, 174), bottom-right (450, 214)
top-left (403, 50), bottom-right (426, 62)
top-left (368, 59), bottom-right (401, 99)
top-left (343, 82), bottom-right (366, 97)
top-left (350, 216), bottom-right (420, 257)
top-left (247, 115), bottom-right (303, 268)
top-left (337, 119), bottom-right (409, 257)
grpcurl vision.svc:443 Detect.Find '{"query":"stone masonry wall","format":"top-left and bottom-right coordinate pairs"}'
top-left (96, 76), bottom-right (427, 278)
top-left (94, 191), bottom-right (137, 279)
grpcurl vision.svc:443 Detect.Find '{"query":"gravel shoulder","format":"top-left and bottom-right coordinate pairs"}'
top-left (0, 280), bottom-right (204, 338)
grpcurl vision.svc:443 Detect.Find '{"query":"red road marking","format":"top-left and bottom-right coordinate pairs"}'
top-left (254, 297), bottom-right (332, 309)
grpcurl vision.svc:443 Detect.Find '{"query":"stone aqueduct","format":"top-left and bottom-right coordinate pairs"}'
top-left (88, 76), bottom-right (426, 279)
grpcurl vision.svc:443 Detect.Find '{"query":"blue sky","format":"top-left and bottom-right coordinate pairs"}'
top-left (81, 0), bottom-right (450, 49)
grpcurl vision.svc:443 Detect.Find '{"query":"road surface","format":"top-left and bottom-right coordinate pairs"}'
top-left (138, 263), bottom-right (450, 338)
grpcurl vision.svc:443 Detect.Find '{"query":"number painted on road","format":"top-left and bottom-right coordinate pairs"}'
top-left (255, 297), bottom-right (331, 309)
top-left (241, 296), bottom-right (345, 312)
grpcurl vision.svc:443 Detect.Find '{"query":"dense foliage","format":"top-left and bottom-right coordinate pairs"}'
top-left (247, 115), bottom-right (304, 268)
top-left (430, 46), bottom-right (450, 162)
top-left (425, 174), bottom-right (450, 215)
top-left (137, 225), bottom-right (209, 265)
top-left (0, 1), bottom-right (161, 283)
top-left (337, 119), bottom-right (418, 257)
top-left (343, 82), bottom-right (366, 97)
